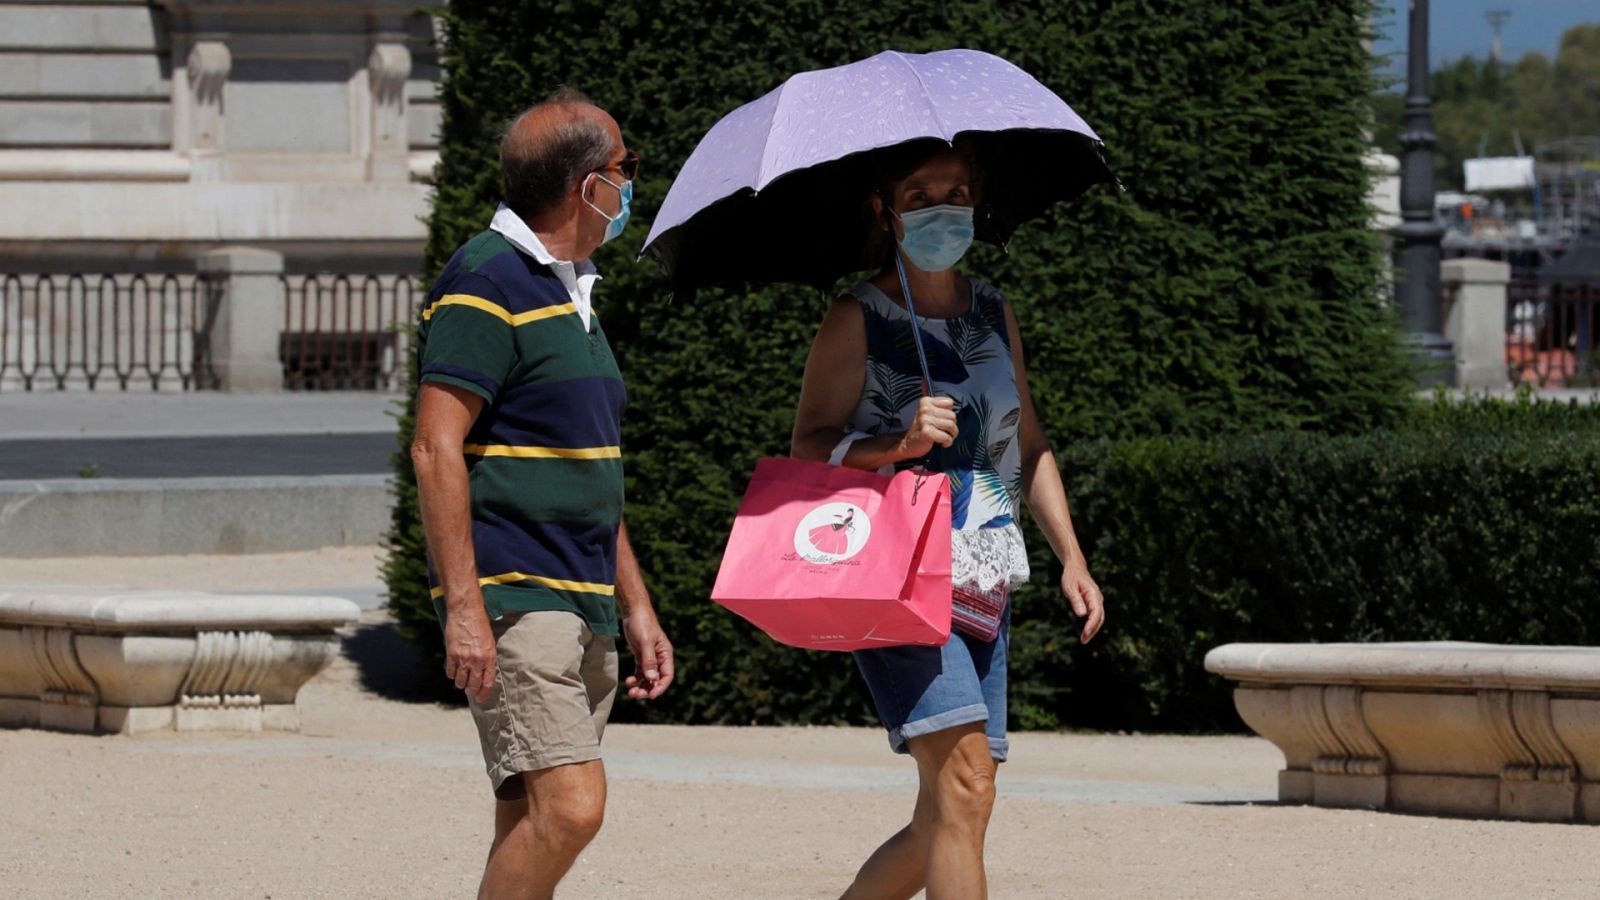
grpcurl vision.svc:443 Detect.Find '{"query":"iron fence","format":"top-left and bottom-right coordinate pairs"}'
top-left (1507, 279), bottom-right (1600, 388)
top-left (280, 273), bottom-right (420, 391)
top-left (0, 273), bottom-right (222, 392)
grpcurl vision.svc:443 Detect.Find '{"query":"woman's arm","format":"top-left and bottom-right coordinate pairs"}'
top-left (791, 296), bottom-right (956, 470)
top-left (1003, 301), bottom-right (1106, 643)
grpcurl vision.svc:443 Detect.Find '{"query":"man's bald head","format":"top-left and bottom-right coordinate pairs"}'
top-left (500, 89), bottom-right (620, 220)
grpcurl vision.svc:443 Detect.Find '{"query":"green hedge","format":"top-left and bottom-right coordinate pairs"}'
top-left (385, 0), bottom-right (1416, 728)
top-left (1040, 397), bottom-right (1600, 732)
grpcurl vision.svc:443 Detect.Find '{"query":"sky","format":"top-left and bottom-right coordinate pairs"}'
top-left (1371, 0), bottom-right (1597, 71)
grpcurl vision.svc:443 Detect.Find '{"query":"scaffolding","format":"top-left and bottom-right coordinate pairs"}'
top-left (1534, 136), bottom-right (1600, 240)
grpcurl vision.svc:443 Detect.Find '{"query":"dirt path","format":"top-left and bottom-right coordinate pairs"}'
top-left (1, 549), bottom-right (1593, 898)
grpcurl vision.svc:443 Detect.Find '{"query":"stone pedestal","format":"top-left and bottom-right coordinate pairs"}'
top-left (197, 246), bottom-right (286, 392)
top-left (1442, 257), bottom-right (1512, 391)
top-left (0, 587), bottom-right (358, 734)
top-left (1207, 642), bottom-right (1600, 823)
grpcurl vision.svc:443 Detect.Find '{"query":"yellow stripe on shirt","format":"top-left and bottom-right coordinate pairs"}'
top-left (421, 293), bottom-right (577, 326)
top-left (462, 444), bottom-right (622, 460)
top-left (430, 572), bottom-right (616, 600)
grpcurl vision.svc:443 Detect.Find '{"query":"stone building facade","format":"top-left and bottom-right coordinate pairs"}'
top-left (0, 1), bottom-right (446, 390)
top-left (0, 0), bottom-right (441, 271)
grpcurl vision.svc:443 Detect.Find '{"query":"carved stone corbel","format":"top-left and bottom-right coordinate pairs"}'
top-left (369, 43), bottom-right (411, 109)
top-left (24, 626), bottom-right (99, 731)
top-left (187, 40), bottom-right (232, 154)
top-left (367, 42), bottom-right (412, 179)
top-left (1482, 688), bottom-right (1580, 820)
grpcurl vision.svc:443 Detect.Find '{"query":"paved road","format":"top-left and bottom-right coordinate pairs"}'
top-left (0, 432), bottom-right (395, 479)
top-left (0, 391), bottom-right (399, 440)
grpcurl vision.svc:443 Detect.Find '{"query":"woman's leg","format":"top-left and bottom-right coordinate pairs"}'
top-left (907, 722), bottom-right (996, 900)
top-left (838, 783), bottom-right (935, 900)
top-left (844, 625), bottom-right (1001, 900)
top-left (839, 722), bottom-right (996, 900)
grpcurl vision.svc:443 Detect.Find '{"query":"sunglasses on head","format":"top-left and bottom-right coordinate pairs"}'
top-left (597, 149), bottom-right (640, 182)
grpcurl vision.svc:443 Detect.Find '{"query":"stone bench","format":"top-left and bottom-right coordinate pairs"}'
top-left (0, 587), bottom-right (360, 734)
top-left (1205, 642), bottom-right (1600, 823)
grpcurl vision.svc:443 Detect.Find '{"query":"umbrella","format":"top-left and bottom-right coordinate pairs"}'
top-left (642, 48), bottom-right (1114, 291)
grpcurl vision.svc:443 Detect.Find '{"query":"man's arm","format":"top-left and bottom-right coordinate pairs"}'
top-left (411, 382), bottom-right (498, 702)
top-left (614, 520), bottom-right (674, 700)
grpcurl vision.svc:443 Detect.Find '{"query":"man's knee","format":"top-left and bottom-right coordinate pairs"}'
top-left (524, 762), bottom-right (607, 847)
top-left (543, 791), bottom-right (605, 844)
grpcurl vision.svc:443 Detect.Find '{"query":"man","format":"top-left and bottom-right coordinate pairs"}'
top-left (410, 89), bottom-right (674, 900)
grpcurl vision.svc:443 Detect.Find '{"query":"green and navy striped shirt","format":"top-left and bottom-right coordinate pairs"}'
top-left (417, 226), bottom-right (625, 636)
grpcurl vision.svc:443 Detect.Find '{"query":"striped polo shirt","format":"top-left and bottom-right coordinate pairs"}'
top-left (417, 225), bottom-right (626, 636)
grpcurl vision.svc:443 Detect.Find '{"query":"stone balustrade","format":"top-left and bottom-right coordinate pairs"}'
top-left (1205, 642), bottom-right (1600, 822)
top-left (0, 587), bottom-right (359, 734)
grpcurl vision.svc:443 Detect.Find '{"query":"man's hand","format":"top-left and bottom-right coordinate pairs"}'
top-left (1062, 564), bottom-right (1106, 644)
top-left (621, 607), bottom-right (675, 701)
top-left (443, 597), bottom-right (497, 703)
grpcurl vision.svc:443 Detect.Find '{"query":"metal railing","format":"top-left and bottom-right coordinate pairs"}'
top-left (0, 273), bottom-right (222, 392)
top-left (280, 273), bottom-right (420, 391)
top-left (1507, 279), bottom-right (1600, 388)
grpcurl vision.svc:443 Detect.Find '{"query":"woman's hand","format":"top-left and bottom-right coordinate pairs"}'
top-left (896, 395), bottom-right (958, 460)
top-left (1061, 563), bottom-right (1105, 644)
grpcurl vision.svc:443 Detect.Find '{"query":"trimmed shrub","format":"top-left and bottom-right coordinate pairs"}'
top-left (1035, 397), bottom-right (1600, 732)
top-left (386, 0), bottom-right (1414, 728)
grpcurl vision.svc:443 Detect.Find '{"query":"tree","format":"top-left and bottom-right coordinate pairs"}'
top-left (1374, 23), bottom-right (1600, 191)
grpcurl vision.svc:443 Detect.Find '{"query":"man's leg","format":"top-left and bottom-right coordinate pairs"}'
top-left (479, 760), bottom-right (608, 900)
top-left (487, 795), bottom-right (528, 866)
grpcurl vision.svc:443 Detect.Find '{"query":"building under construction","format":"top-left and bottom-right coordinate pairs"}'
top-left (1439, 135), bottom-right (1600, 388)
top-left (1441, 135), bottom-right (1600, 278)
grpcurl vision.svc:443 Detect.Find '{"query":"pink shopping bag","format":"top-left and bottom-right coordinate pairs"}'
top-left (711, 457), bottom-right (953, 651)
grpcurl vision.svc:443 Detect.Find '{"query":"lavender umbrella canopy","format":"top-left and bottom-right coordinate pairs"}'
top-left (642, 48), bottom-right (1114, 290)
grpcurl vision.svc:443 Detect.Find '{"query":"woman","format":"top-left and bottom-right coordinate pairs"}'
top-left (790, 138), bottom-right (1107, 900)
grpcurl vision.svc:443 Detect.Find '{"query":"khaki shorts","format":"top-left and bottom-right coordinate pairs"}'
top-left (469, 610), bottom-right (619, 801)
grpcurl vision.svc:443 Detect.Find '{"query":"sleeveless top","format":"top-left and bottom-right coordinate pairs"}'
top-left (841, 280), bottom-right (1031, 590)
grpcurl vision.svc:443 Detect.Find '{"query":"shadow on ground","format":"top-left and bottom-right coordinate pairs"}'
top-left (342, 620), bottom-right (466, 706)
top-left (1185, 800), bottom-right (1286, 808)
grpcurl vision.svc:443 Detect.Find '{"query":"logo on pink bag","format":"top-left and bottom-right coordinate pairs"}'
top-left (794, 502), bottom-right (872, 564)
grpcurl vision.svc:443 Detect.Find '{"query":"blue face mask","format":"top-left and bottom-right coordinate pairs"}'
top-left (894, 203), bottom-right (975, 272)
top-left (585, 174), bottom-right (632, 244)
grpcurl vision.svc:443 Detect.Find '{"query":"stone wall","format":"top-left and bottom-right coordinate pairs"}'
top-left (0, 2), bottom-right (173, 151)
top-left (0, 0), bottom-right (444, 272)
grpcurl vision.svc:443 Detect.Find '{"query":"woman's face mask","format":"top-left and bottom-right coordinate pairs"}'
top-left (894, 203), bottom-right (975, 272)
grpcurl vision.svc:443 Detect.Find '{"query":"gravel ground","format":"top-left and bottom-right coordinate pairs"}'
top-left (1, 549), bottom-right (1594, 898)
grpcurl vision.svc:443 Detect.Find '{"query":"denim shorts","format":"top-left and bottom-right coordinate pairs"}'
top-left (851, 606), bottom-right (1010, 761)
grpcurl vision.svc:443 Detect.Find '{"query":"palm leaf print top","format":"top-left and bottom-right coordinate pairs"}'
top-left (844, 279), bottom-right (1031, 591)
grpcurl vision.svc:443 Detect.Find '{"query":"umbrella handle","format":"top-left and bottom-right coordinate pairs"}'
top-left (893, 252), bottom-right (939, 488)
top-left (892, 252), bottom-right (937, 393)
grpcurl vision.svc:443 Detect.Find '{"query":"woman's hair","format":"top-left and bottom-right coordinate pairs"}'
top-left (861, 136), bottom-right (984, 266)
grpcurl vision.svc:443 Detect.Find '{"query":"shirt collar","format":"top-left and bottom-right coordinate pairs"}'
top-left (489, 204), bottom-right (600, 330)
top-left (488, 203), bottom-right (600, 280)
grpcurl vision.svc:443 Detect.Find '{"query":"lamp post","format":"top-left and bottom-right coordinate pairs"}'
top-left (1393, 0), bottom-right (1455, 385)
